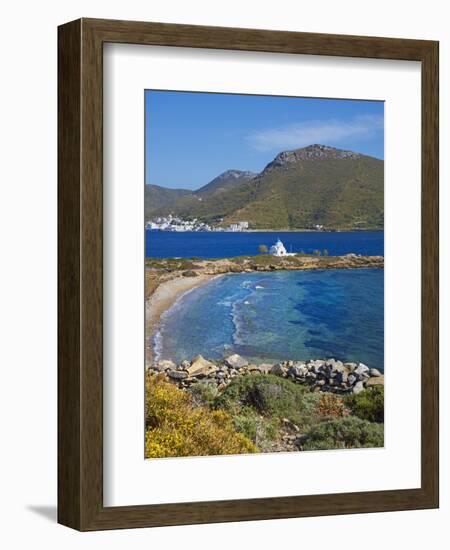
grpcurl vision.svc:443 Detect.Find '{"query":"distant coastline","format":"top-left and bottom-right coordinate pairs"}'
top-left (146, 227), bottom-right (384, 233)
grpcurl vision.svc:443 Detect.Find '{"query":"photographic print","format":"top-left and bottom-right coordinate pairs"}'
top-left (144, 91), bottom-right (384, 459)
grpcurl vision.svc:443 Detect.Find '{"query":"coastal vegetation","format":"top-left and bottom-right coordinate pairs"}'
top-left (299, 417), bottom-right (384, 451)
top-left (345, 386), bottom-right (385, 423)
top-left (145, 252), bottom-right (383, 273)
top-left (215, 374), bottom-right (319, 430)
top-left (145, 355), bottom-right (384, 458)
top-left (145, 374), bottom-right (257, 458)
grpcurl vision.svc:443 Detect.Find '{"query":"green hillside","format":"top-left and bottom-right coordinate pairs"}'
top-left (146, 145), bottom-right (384, 230)
top-left (144, 185), bottom-right (193, 219)
top-left (195, 169), bottom-right (256, 197)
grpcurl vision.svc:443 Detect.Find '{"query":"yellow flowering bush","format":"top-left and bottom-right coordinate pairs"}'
top-left (145, 374), bottom-right (258, 458)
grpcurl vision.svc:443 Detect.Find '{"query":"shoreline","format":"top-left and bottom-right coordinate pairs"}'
top-left (145, 274), bottom-right (220, 365)
top-left (145, 253), bottom-right (384, 365)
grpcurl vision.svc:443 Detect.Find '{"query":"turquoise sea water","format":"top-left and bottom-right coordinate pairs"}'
top-left (154, 268), bottom-right (384, 372)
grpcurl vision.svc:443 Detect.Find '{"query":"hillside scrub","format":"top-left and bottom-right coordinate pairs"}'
top-left (345, 386), bottom-right (384, 423)
top-left (300, 416), bottom-right (384, 451)
top-left (145, 370), bottom-right (385, 457)
top-left (145, 252), bottom-right (383, 274)
top-left (315, 393), bottom-right (348, 420)
top-left (215, 374), bottom-right (320, 429)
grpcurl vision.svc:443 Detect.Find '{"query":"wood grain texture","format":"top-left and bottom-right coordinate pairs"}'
top-left (420, 41), bottom-right (439, 506)
top-left (57, 18), bottom-right (439, 531)
top-left (57, 19), bottom-right (82, 529)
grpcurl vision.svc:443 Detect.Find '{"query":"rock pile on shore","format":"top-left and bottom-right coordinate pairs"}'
top-left (148, 354), bottom-right (384, 395)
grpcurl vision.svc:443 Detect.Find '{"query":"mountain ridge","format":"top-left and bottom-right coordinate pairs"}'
top-left (145, 144), bottom-right (384, 230)
top-left (194, 169), bottom-right (256, 197)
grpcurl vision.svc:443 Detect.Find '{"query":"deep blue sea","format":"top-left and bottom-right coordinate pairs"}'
top-left (154, 269), bottom-right (384, 372)
top-left (145, 230), bottom-right (384, 259)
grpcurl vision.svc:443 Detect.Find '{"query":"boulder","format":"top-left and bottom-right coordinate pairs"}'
top-left (155, 359), bottom-right (176, 372)
top-left (347, 374), bottom-right (357, 386)
top-left (258, 363), bottom-right (274, 374)
top-left (366, 375), bottom-right (385, 387)
top-left (182, 377), bottom-right (197, 385)
top-left (225, 354), bottom-right (249, 369)
top-left (247, 364), bottom-right (261, 372)
top-left (336, 370), bottom-right (349, 384)
top-left (355, 363), bottom-right (370, 376)
top-left (309, 360), bottom-right (325, 373)
top-left (186, 355), bottom-right (217, 377)
top-left (352, 381), bottom-right (365, 394)
top-left (270, 364), bottom-right (287, 376)
top-left (326, 358), bottom-right (344, 371)
top-left (345, 362), bottom-right (358, 372)
top-left (287, 364), bottom-right (308, 378)
top-left (332, 361), bottom-right (345, 373)
top-left (167, 370), bottom-right (189, 380)
top-left (369, 368), bottom-right (383, 377)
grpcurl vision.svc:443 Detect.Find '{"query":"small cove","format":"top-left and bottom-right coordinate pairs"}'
top-left (154, 268), bottom-right (384, 372)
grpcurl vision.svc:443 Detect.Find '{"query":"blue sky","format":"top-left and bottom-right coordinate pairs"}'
top-left (145, 90), bottom-right (384, 190)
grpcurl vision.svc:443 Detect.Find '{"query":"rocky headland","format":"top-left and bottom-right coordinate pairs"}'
top-left (146, 252), bottom-right (384, 288)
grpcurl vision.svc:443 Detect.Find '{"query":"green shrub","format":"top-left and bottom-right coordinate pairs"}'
top-left (182, 270), bottom-right (198, 277)
top-left (345, 386), bottom-right (384, 423)
top-left (301, 416), bottom-right (384, 451)
top-left (232, 407), bottom-right (279, 452)
top-left (215, 374), bottom-right (319, 429)
top-left (188, 381), bottom-right (220, 408)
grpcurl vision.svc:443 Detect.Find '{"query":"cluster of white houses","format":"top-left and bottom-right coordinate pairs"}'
top-left (146, 216), bottom-right (296, 257)
top-left (145, 216), bottom-right (249, 232)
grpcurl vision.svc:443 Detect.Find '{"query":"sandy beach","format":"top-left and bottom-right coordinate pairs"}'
top-left (145, 274), bottom-right (218, 365)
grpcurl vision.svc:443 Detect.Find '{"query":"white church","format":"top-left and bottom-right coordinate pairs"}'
top-left (269, 239), bottom-right (296, 257)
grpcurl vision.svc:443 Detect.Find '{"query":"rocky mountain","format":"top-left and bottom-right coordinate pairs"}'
top-left (145, 144), bottom-right (384, 230)
top-left (261, 144), bottom-right (362, 175)
top-left (194, 170), bottom-right (256, 197)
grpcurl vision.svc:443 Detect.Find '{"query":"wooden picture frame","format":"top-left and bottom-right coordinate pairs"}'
top-left (58, 18), bottom-right (439, 531)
